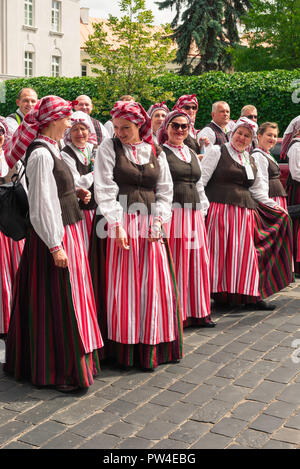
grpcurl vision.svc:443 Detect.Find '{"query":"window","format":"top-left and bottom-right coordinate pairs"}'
top-left (81, 65), bottom-right (87, 77)
top-left (24, 0), bottom-right (34, 27)
top-left (24, 52), bottom-right (33, 77)
top-left (51, 56), bottom-right (60, 77)
top-left (51, 1), bottom-right (61, 32)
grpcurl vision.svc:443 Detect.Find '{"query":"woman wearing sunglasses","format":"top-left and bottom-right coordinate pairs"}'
top-left (201, 117), bottom-right (293, 310)
top-left (158, 110), bottom-right (215, 328)
top-left (172, 94), bottom-right (205, 156)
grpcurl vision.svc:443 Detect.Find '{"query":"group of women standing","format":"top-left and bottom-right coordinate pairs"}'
top-left (0, 93), bottom-right (297, 394)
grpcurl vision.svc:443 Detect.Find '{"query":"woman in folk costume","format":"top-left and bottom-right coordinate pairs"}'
top-left (251, 122), bottom-right (287, 210)
top-left (281, 115), bottom-right (300, 275)
top-left (61, 111), bottom-right (98, 254)
top-left (201, 117), bottom-right (293, 310)
top-left (93, 100), bottom-right (183, 370)
top-left (4, 96), bottom-right (103, 392)
top-left (157, 110), bottom-right (215, 328)
top-left (172, 94), bottom-right (203, 155)
top-left (147, 101), bottom-right (169, 145)
top-left (0, 117), bottom-right (25, 338)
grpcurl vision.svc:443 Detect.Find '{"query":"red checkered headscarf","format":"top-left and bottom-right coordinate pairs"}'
top-left (281, 115), bottom-right (300, 159)
top-left (147, 101), bottom-right (169, 119)
top-left (157, 110), bottom-right (191, 145)
top-left (5, 95), bottom-right (73, 168)
top-left (64, 111), bottom-right (97, 146)
top-left (110, 101), bottom-right (153, 145)
top-left (172, 94), bottom-right (198, 112)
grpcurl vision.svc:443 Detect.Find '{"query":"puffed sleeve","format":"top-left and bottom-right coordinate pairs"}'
top-left (197, 127), bottom-right (216, 145)
top-left (26, 148), bottom-right (65, 251)
top-left (249, 163), bottom-right (277, 208)
top-left (153, 150), bottom-right (173, 224)
top-left (288, 142), bottom-right (300, 182)
top-left (93, 137), bottom-right (123, 226)
top-left (195, 158), bottom-right (210, 215)
top-left (251, 151), bottom-right (270, 187)
top-left (61, 149), bottom-right (93, 190)
top-left (200, 144), bottom-right (222, 187)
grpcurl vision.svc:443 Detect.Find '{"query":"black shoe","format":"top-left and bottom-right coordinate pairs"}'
top-left (245, 300), bottom-right (276, 311)
top-left (198, 317), bottom-right (217, 327)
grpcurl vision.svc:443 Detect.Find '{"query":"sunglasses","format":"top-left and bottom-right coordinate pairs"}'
top-left (246, 114), bottom-right (258, 120)
top-left (182, 105), bottom-right (197, 111)
top-left (170, 122), bottom-right (189, 130)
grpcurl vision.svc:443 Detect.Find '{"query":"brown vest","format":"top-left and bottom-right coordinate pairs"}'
top-left (253, 149), bottom-right (286, 198)
top-left (25, 141), bottom-right (82, 226)
top-left (205, 144), bottom-right (257, 209)
top-left (207, 122), bottom-right (229, 145)
top-left (61, 145), bottom-right (97, 211)
top-left (163, 145), bottom-right (200, 209)
top-left (112, 138), bottom-right (160, 213)
top-left (184, 134), bottom-right (201, 154)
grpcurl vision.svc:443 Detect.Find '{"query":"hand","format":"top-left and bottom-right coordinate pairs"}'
top-left (76, 188), bottom-right (91, 205)
top-left (115, 225), bottom-right (130, 250)
top-left (148, 221), bottom-right (162, 243)
top-left (52, 248), bottom-right (68, 268)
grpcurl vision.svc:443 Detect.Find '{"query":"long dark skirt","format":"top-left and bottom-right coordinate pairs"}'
top-left (4, 229), bottom-right (101, 388)
top-left (287, 181), bottom-right (300, 274)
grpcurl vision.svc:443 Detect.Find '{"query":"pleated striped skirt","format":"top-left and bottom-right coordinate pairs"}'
top-left (0, 233), bottom-right (24, 335)
top-left (168, 207), bottom-right (211, 327)
top-left (4, 223), bottom-right (103, 388)
top-left (78, 209), bottom-right (95, 255)
top-left (206, 202), bottom-right (294, 304)
top-left (90, 213), bottom-right (183, 369)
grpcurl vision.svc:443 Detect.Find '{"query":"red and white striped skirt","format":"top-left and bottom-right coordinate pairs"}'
top-left (106, 213), bottom-right (176, 345)
top-left (206, 203), bottom-right (260, 297)
top-left (62, 223), bottom-right (103, 353)
top-left (168, 208), bottom-right (211, 322)
top-left (78, 209), bottom-right (96, 255)
top-left (0, 233), bottom-right (24, 334)
top-left (273, 196), bottom-right (287, 210)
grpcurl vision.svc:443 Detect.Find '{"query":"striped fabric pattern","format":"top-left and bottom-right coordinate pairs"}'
top-left (168, 208), bottom-right (211, 323)
top-left (4, 226), bottom-right (102, 388)
top-left (106, 213), bottom-right (176, 345)
top-left (0, 234), bottom-right (24, 334)
top-left (206, 203), bottom-right (260, 296)
top-left (78, 209), bottom-right (96, 255)
top-left (253, 203), bottom-right (294, 298)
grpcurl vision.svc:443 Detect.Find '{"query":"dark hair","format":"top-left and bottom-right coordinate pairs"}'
top-left (257, 122), bottom-right (278, 136)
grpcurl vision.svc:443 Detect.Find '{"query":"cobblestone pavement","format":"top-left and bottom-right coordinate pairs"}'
top-left (1, 281), bottom-right (300, 450)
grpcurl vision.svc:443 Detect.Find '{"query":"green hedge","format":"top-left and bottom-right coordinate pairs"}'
top-left (1, 69), bottom-right (300, 134)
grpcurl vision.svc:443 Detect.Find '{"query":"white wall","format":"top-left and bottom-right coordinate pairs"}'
top-left (0, 0), bottom-right (80, 78)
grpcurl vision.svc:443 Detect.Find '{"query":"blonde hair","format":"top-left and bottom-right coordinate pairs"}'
top-left (241, 105), bottom-right (257, 116)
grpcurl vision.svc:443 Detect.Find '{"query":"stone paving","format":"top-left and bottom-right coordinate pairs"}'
top-left (0, 281), bottom-right (300, 450)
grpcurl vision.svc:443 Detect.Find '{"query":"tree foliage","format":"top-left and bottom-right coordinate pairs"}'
top-left (230, 0), bottom-right (300, 71)
top-left (84, 0), bottom-right (175, 115)
top-left (155, 0), bottom-right (252, 74)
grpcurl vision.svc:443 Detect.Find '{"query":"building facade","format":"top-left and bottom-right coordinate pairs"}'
top-left (0, 0), bottom-right (81, 79)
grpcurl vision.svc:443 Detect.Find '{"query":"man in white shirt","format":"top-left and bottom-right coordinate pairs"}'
top-left (73, 95), bottom-right (108, 146)
top-left (198, 101), bottom-right (232, 146)
top-left (6, 87), bottom-right (38, 136)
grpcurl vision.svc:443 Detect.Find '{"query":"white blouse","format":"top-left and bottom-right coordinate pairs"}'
top-left (61, 142), bottom-right (94, 190)
top-left (26, 139), bottom-right (65, 251)
top-left (94, 138), bottom-right (173, 226)
top-left (0, 150), bottom-right (9, 177)
top-left (251, 148), bottom-right (279, 189)
top-left (163, 143), bottom-right (209, 215)
top-left (201, 142), bottom-right (277, 208)
top-left (287, 138), bottom-right (300, 182)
